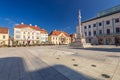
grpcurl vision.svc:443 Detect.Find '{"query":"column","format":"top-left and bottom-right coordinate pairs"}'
top-left (112, 18), bottom-right (115, 44)
top-left (112, 18), bottom-right (115, 34)
top-left (102, 21), bottom-right (106, 44)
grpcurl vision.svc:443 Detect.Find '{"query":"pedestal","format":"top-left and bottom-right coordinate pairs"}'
top-left (69, 38), bottom-right (91, 48)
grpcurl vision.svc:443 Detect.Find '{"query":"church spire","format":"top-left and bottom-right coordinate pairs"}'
top-left (78, 9), bottom-right (81, 25)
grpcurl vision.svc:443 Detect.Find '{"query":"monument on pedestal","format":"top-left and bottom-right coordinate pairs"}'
top-left (70, 10), bottom-right (91, 48)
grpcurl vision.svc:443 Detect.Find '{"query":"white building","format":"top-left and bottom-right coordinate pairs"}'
top-left (40, 29), bottom-right (48, 43)
top-left (82, 5), bottom-right (120, 45)
top-left (14, 23), bottom-right (48, 45)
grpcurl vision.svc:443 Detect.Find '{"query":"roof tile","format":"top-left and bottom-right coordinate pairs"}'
top-left (49, 30), bottom-right (69, 37)
top-left (0, 27), bottom-right (9, 34)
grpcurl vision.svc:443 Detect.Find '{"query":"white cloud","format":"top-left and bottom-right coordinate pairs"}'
top-left (4, 18), bottom-right (18, 26)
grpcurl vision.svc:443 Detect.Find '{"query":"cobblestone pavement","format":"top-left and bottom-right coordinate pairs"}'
top-left (0, 45), bottom-right (120, 80)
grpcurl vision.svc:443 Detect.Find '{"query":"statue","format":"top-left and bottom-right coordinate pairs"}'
top-left (70, 10), bottom-right (91, 48)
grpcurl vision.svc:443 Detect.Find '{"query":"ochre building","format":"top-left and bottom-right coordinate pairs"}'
top-left (48, 30), bottom-right (71, 44)
top-left (0, 27), bottom-right (9, 46)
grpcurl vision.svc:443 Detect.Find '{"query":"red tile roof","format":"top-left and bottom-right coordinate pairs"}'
top-left (40, 29), bottom-right (48, 34)
top-left (70, 33), bottom-right (76, 38)
top-left (49, 30), bottom-right (69, 37)
top-left (15, 24), bottom-right (41, 31)
top-left (0, 27), bottom-right (9, 34)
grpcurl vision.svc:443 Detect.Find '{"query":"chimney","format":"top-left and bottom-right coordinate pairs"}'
top-left (29, 24), bottom-right (32, 26)
top-left (35, 25), bottom-right (37, 27)
top-left (21, 22), bottom-right (24, 24)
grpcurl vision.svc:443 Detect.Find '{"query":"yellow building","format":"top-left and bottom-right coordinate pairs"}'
top-left (69, 33), bottom-right (76, 43)
top-left (0, 27), bottom-right (9, 46)
top-left (48, 30), bottom-right (71, 44)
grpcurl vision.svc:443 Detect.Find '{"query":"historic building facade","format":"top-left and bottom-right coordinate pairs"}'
top-left (82, 5), bottom-right (120, 45)
top-left (69, 33), bottom-right (76, 43)
top-left (14, 23), bottom-right (48, 45)
top-left (48, 30), bottom-right (71, 44)
top-left (0, 27), bottom-right (9, 46)
top-left (40, 29), bottom-right (48, 43)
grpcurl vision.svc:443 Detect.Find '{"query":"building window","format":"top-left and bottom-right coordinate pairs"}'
top-left (32, 36), bottom-right (34, 39)
top-left (89, 38), bottom-right (91, 43)
top-left (116, 28), bottom-right (120, 33)
top-left (93, 31), bottom-right (96, 36)
top-left (3, 35), bottom-right (5, 39)
top-left (93, 24), bottom-right (96, 27)
top-left (32, 32), bottom-right (34, 35)
top-left (28, 36), bottom-right (30, 39)
top-left (36, 37), bottom-right (39, 39)
top-left (107, 29), bottom-right (110, 35)
top-left (99, 22), bottom-right (102, 26)
top-left (106, 20), bottom-right (110, 25)
top-left (36, 33), bottom-right (39, 35)
top-left (16, 30), bottom-right (20, 33)
top-left (16, 35), bottom-right (20, 38)
top-left (89, 32), bottom-right (91, 36)
top-left (115, 18), bottom-right (119, 23)
top-left (23, 36), bottom-right (25, 39)
top-left (84, 26), bottom-right (87, 29)
top-left (85, 32), bottom-right (87, 36)
top-left (24, 32), bottom-right (26, 34)
top-left (28, 32), bottom-right (30, 34)
top-left (99, 30), bottom-right (102, 35)
top-left (88, 25), bottom-right (91, 28)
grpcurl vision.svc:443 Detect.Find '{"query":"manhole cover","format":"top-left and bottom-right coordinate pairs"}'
top-left (101, 74), bottom-right (110, 78)
top-left (73, 64), bottom-right (78, 66)
top-left (56, 58), bottom-right (60, 59)
top-left (91, 64), bottom-right (96, 67)
top-left (72, 59), bottom-right (75, 61)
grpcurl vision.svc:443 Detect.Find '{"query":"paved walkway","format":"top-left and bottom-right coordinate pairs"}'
top-left (0, 48), bottom-right (69, 80)
top-left (0, 46), bottom-right (120, 80)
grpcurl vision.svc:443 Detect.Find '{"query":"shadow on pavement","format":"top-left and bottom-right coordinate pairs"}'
top-left (0, 57), bottom-right (98, 80)
top-left (71, 47), bottom-right (120, 53)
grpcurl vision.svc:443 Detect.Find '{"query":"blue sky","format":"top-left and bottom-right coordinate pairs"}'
top-left (0, 0), bottom-right (120, 36)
